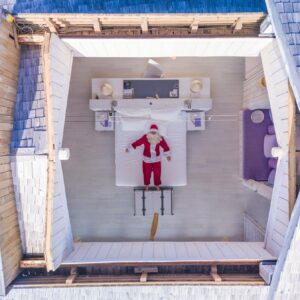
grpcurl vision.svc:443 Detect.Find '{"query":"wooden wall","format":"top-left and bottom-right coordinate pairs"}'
top-left (243, 57), bottom-right (270, 110)
top-left (260, 41), bottom-right (289, 257)
top-left (0, 19), bottom-right (22, 295)
top-left (261, 40), bottom-right (289, 150)
top-left (62, 37), bottom-right (272, 58)
top-left (44, 33), bottom-right (73, 271)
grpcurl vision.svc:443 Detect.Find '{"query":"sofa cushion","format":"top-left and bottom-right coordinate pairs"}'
top-left (268, 158), bottom-right (278, 169)
top-left (268, 169), bottom-right (276, 186)
top-left (264, 134), bottom-right (277, 158)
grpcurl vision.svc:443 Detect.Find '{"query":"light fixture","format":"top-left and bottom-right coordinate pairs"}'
top-left (101, 83), bottom-right (113, 97)
top-left (190, 79), bottom-right (203, 93)
top-left (258, 77), bottom-right (267, 89)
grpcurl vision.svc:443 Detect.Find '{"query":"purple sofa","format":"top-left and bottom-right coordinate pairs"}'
top-left (243, 109), bottom-right (276, 181)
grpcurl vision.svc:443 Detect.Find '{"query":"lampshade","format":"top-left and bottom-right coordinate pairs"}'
top-left (190, 79), bottom-right (203, 93)
top-left (101, 83), bottom-right (113, 96)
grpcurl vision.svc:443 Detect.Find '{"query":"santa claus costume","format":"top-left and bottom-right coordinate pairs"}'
top-left (128, 124), bottom-right (171, 190)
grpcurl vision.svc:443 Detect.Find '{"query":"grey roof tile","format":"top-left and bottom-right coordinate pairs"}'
top-left (11, 45), bottom-right (48, 155)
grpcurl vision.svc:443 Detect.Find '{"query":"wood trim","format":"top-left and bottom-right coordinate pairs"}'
top-left (288, 81), bottom-right (297, 218)
top-left (20, 260), bottom-right (47, 269)
top-left (13, 273), bottom-right (265, 287)
top-left (61, 260), bottom-right (274, 268)
top-left (210, 265), bottom-right (222, 282)
top-left (42, 32), bottom-right (56, 272)
top-left (15, 12), bottom-right (266, 38)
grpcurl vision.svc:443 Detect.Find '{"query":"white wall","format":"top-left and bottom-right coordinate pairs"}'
top-left (243, 57), bottom-right (270, 110)
top-left (11, 155), bottom-right (48, 254)
top-left (264, 154), bottom-right (289, 257)
top-left (260, 41), bottom-right (289, 257)
top-left (62, 37), bottom-right (273, 58)
top-left (48, 34), bottom-right (74, 270)
top-left (261, 40), bottom-right (289, 150)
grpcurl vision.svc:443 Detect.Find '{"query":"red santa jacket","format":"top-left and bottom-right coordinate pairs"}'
top-left (131, 134), bottom-right (170, 158)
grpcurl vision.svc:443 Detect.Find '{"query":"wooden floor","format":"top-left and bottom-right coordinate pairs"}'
top-left (62, 57), bottom-right (270, 241)
top-left (62, 242), bottom-right (276, 265)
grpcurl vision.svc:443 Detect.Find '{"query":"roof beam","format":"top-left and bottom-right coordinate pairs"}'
top-left (288, 82), bottom-right (297, 218)
top-left (232, 17), bottom-right (243, 32)
top-left (210, 266), bottom-right (222, 282)
top-left (45, 18), bottom-right (58, 33)
top-left (93, 18), bottom-right (102, 32)
top-left (190, 17), bottom-right (200, 33)
top-left (141, 17), bottom-right (148, 33)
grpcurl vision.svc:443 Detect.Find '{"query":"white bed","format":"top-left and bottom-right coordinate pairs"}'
top-left (115, 109), bottom-right (187, 187)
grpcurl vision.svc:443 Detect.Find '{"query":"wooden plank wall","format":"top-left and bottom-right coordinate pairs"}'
top-left (44, 33), bottom-right (73, 271)
top-left (268, 191), bottom-right (300, 299)
top-left (261, 40), bottom-right (289, 150)
top-left (260, 40), bottom-right (290, 257)
top-left (243, 57), bottom-right (270, 110)
top-left (0, 19), bottom-right (23, 295)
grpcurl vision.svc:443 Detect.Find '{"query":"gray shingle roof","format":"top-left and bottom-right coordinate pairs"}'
top-left (266, 0), bottom-right (300, 105)
top-left (11, 45), bottom-right (47, 155)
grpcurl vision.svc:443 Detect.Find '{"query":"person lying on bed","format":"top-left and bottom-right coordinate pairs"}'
top-left (125, 124), bottom-right (171, 191)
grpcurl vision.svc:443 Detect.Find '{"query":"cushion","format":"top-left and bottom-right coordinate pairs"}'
top-left (121, 117), bottom-right (148, 131)
top-left (264, 134), bottom-right (277, 158)
top-left (151, 108), bottom-right (181, 121)
top-left (268, 125), bottom-right (275, 135)
top-left (268, 169), bottom-right (276, 186)
top-left (268, 158), bottom-right (277, 169)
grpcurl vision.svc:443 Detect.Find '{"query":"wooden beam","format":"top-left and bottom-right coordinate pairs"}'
top-left (18, 34), bottom-right (45, 44)
top-left (43, 32), bottom-right (56, 272)
top-left (141, 17), bottom-right (148, 33)
top-left (45, 18), bottom-right (58, 33)
top-left (210, 266), bottom-right (222, 282)
top-left (93, 18), bottom-right (102, 32)
top-left (288, 81), bottom-right (297, 218)
top-left (149, 213), bottom-right (159, 241)
top-left (140, 272), bottom-right (148, 282)
top-left (190, 17), bottom-right (200, 33)
top-left (232, 17), bottom-right (243, 32)
top-left (20, 260), bottom-right (47, 269)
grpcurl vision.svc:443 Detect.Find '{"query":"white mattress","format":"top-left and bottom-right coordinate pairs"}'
top-left (115, 113), bottom-right (187, 186)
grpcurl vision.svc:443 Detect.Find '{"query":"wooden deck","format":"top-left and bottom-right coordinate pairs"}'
top-left (62, 242), bottom-right (276, 266)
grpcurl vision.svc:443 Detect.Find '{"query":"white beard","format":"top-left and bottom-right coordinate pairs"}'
top-left (147, 132), bottom-right (162, 145)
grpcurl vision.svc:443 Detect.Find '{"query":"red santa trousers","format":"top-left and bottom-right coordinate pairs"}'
top-left (142, 161), bottom-right (161, 186)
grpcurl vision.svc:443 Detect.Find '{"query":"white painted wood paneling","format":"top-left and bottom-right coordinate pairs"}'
top-left (268, 191), bottom-right (300, 299)
top-left (48, 34), bottom-right (74, 270)
top-left (264, 153), bottom-right (289, 257)
top-left (62, 241), bottom-right (276, 265)
top-left (261, 40), bottom-right (289, 150)
top-left (243, 57), bottom-right (270, 110)
top-left (260, 40), bottom-right (290, 257)
top-left (49, 34), bottom-right (73, 149)
top-left (10, 156), bottom-right (48, 254)
top-left (63, 38), bottom-right (273, 58)
top-left (244, 213), bottom-right (265, 242)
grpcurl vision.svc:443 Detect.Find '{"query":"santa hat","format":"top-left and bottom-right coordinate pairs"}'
top-left (150, 124), bottom-right (159, 132)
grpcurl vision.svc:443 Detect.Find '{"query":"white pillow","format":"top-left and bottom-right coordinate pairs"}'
top-left (116, 107), bottom-right (150, 118)
top-left (121, 117), bottom-right (148, 131)
top-left (150, 107), bottom-right (181, 121)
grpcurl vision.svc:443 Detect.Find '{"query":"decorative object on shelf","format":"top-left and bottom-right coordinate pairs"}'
top-left (95, 111), bottom-right (114, 131)
top-left (251, 109), bottom-right (265, 124)
top-left (190, 79), bottom-right (203, 93)
top-left (101, 82), bottom-right (113, 97)
top-left (257, 77), bottom-right (267, 89)
top-left (59, 148), bottom-right (70, 160)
